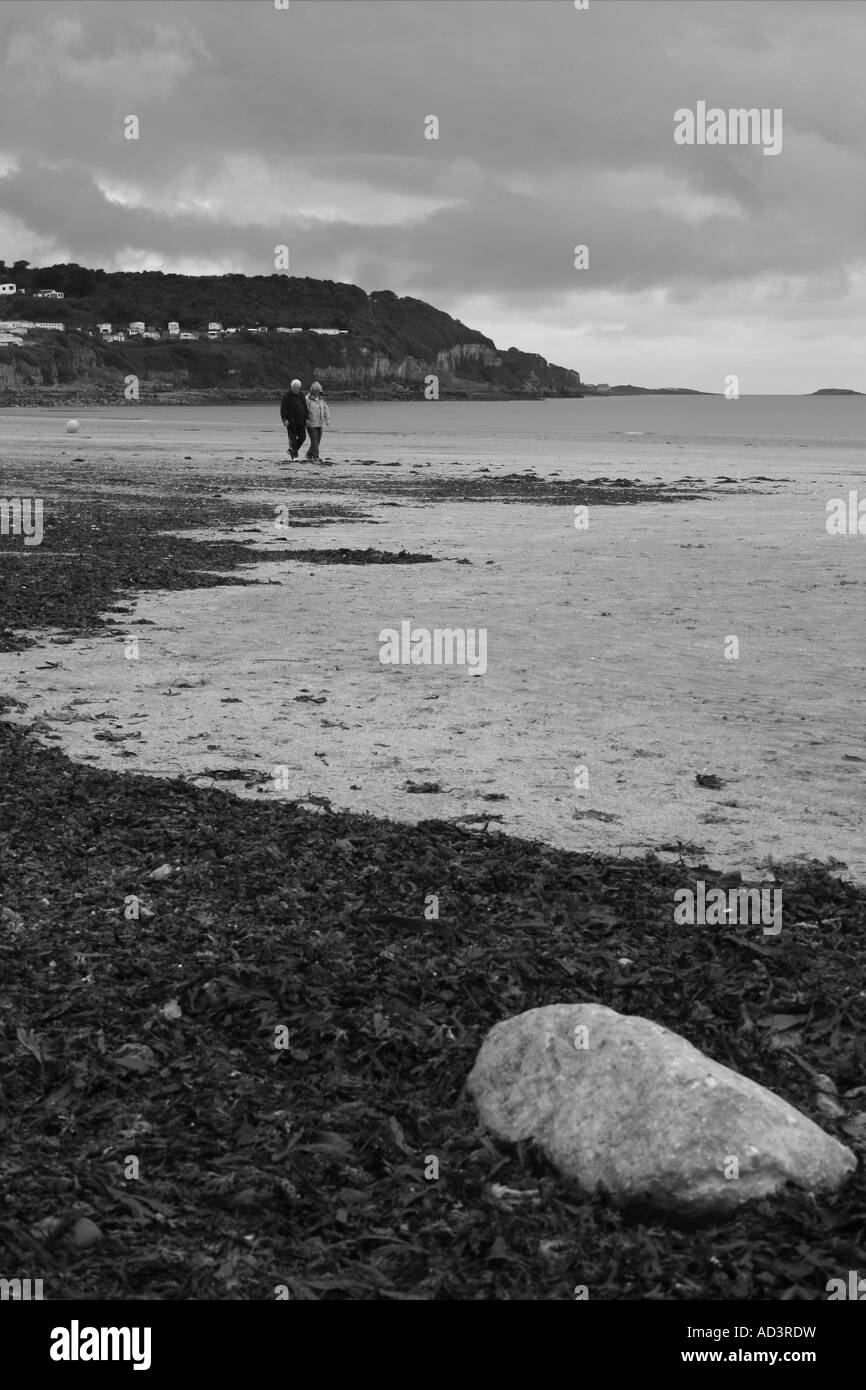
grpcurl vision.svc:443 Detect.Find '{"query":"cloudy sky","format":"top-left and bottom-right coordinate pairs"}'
top-left (0, 0), bottom-right (864, 392)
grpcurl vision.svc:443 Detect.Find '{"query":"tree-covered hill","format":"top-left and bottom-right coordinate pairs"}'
top-left (0, 262), bottom-right (582, 401)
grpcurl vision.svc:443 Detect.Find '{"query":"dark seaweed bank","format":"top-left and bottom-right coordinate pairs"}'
top-left (0, 718), bottom-right (864, 1300)
top-left (0, 471), bottom-right (382, 651)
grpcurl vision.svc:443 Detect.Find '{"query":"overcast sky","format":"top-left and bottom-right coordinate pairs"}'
top-left (1, 0), bottom-right (864, 392)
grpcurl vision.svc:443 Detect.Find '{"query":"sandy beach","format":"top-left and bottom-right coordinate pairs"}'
top-left (3, 399), bottom-right (864, 881)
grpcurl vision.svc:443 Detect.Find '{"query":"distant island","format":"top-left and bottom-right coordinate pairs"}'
top-left (0, 261), bottom-right (587, 405)
top-left (810, 388), bottom-right (864, 395)
top-left (592, 384), bottom-right (713, 396)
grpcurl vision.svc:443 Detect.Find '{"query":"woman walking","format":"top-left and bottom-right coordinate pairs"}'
top-left (304, 381), bottom-right (330, 461)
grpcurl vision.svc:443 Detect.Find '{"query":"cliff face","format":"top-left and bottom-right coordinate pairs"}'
top-left (435, 342), bottom-right (502, 371)
top-left (0, 357), bottom-right (41, 389)
top-left (0, 334), bottom-right (582, 402)
top-left (0, 338), bottom-right (113, 392)
top-left (0, 268), bottom-right (582, 402)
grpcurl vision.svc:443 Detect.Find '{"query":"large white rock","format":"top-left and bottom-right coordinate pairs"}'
top-left (466, 1004), bottom-right (857, 1217)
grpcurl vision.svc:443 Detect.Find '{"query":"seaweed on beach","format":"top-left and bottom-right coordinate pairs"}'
top-left (281, 548), bottom-right (438, 564)
top-left (279, 472), bottom-right (762, 506)
top-left (0, 479), bottom-right (370, 651)
top-left (0, 458), bottom-right (758, 654)
top-left (0, 718), bottom-right (864, 1301)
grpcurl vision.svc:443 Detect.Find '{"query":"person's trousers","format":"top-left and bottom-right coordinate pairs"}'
top-left (287, 421), bottom-right (306, 456)
top-left (306, 426), bottom-right (322, 458)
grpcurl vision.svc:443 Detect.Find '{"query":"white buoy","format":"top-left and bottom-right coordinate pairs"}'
top-left (65, 419), bottom-right (80, 434)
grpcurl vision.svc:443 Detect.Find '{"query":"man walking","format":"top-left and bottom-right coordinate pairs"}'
top-left (280, 379), bottom-right (308, 460)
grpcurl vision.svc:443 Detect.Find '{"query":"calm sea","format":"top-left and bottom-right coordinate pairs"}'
top-left (5, 395), bottom-right (865, 483)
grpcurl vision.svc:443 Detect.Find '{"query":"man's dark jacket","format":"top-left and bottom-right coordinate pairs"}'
top-left (281, 390), bottom-right (308, 428)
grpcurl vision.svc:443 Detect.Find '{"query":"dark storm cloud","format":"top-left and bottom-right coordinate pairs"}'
top-left (0, 0), bottom-right (864, 389)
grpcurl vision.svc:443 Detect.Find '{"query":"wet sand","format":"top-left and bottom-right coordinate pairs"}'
top-left (2, 405), bottom-right (864, 881)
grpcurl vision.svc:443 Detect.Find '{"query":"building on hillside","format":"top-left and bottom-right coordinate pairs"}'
top-left (98, 323), bottom-right (112, 334)
top-left (311, 328), bottom-right (347, 335)
top-left (128, 321), bottom-right (145, 335)
top-left (0, 283), bottom-right (16, 295)
top-left (0, 333), bottom-right (24, 344)
top-left (167, 321), bottom-right (180, 335)
top-left (34, 289), bottom-right (64, 299)
top-left (179, 331), bottom-right (199, 340)
top-left (0, 319), bottom-right (64, 331)
top-left (208, 321), bottom-right (223, 332)
top-left (143, 330), bottom-right (161, 340)
top-left (224, 327), bottom-right (239, 335)
top-left (248, 326), bottom-right (268, 334)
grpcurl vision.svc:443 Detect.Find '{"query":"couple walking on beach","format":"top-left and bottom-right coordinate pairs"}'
top-left (280, 379), bottom-right (331, 462)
